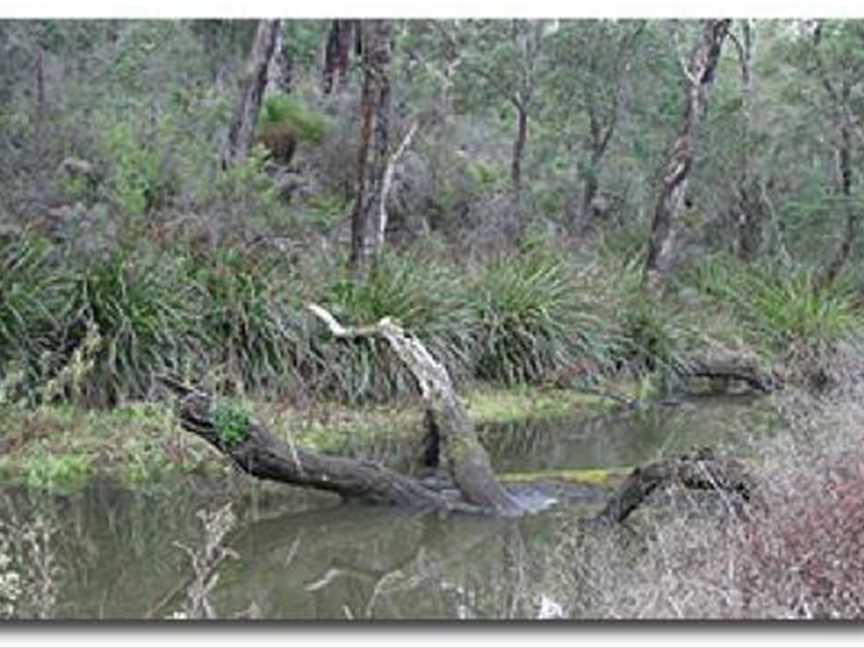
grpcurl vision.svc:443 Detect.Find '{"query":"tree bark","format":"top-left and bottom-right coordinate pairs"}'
top-left (307, 304), bottom-right (521, 515)
top-left (265, 22), bottom-right (292, 96)
top-left (732, 21), bottom-right (764, 263)
top-left (322, 20), bottom-right (355, 94)
top-left (511, 103), bottom-right (528, 198)
top-left (164, 377), bottom-right (476, 513)
top-left (349, 20), bottom-right (393, 279)
top-left (221, 19), bottom-right (281, 170)
top-left (588, 448), bottom-right (760, 526)
top-left (643, 19), bottom-right (732, 289)
top-left (375, 120), bottom-right (419, 257)
top-left (821, 82), bottom-right (857, 288)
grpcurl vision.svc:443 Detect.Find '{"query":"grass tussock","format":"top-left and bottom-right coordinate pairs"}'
top-left (1, 230), bottom-right (862, 410)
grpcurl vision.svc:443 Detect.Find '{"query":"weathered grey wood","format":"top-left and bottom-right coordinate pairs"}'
top-left (163, 377), bottom-right (481, 514)
top-left (644, 19), bottom-right (732, 288)
top-left (307, 304), bottom-right (522, 515)
top-left (589, 448), bottom-right (759, 526)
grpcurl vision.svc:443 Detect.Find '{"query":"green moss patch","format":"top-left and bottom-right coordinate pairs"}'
top-left (463, 386), bottom-right (614, 426)
top-left (499, 466), bottom-right (633, 488)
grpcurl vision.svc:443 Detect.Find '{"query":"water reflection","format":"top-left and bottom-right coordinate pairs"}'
top-left (1, 481), bottom-right (594, 619)
top-left (483, 395), bottom-right (768, 473)
top-left (0, 395), bottom-right (774, 619)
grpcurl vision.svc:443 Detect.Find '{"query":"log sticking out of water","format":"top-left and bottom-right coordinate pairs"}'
top-left (163, 376), bottom-right (481, 514)
top-left (306, 303), bottom-right (520, 516)
top-left (588, 447), bottom-right (760, 526)
top-left (162, 303), bottom-right (520, 516)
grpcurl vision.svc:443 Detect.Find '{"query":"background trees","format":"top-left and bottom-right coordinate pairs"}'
top-left (4, 18), bottom-right (862, 276)
top-left (2, 19), bottom-right (864, 406)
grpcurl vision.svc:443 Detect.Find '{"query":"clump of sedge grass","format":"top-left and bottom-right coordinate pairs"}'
top-left (61, 249), bottom-right (200, 406)
top-left (467, 253), bottom-right (586, 385)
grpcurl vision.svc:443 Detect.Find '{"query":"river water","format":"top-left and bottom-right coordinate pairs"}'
top-left (0, 394), bottom-right (775, 619)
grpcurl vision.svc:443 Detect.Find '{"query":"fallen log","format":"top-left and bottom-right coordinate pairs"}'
top-left (162, 376), bottom-right (482, 514)
top-left (162, 303), bottom-right (520, 516)
top-left (307, 304), bottom-right (521, 515)
top-left (588, 447), bottom-right (761, 526)
top-left (684, 359), bottom-right (782, 394)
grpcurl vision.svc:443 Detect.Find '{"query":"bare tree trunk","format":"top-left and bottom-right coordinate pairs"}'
top-left (643, 19), bottom-right (732, 289)
top-left (822, 82), bottom-right (857, 287)
top-left (511, 104), bottom-right (528, 198)
top-left (375, 120), bottom-right (419, 257)
top-left (349, 20), bottom-right (393, 278)
top-left (307, 304), bottom-right (520, 514)
top-left (733, 21), bottom-right (764, 263)
top-left (35, 47), bottom-right (46, 120)
top-left (221, 19), bottom-right (281, 170)
top-left (570, 21), bottom-right (644, 232)
top-left (166, 378), bottom-right (474, 513)
top-left (322, 20), bottom-right (355, 94)
top-left (265, 22), bottom-right (292, 96)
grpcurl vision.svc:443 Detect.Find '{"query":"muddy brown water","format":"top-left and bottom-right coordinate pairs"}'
top-left (1, 395), bottom-right (775, 619)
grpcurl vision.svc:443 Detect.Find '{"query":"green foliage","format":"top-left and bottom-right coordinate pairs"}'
top-left (186, 247), bottom-right (295, 391)
top-left (63, 250), bottom-right (199, 405)
top-left (24, 451), bottom-right (91, 492)
top-left (466, 160), bottom-right (507, 192)
top-left (317, 253), bottom-right (473, 401)
top-left (102, 121), bottom-right (176, 216)
top-left (211, 400), bottom-right (252, 447)
top-left (259, 94), bottom-right (328, 145)
top-left (615, 298), bottom-right (691, 375)
top-left (691, 256), bottom-right (861, 349)
top-left (0, 235), bottom-right (60, 373)
top-left (210, 144), bottom-right (281, 221)
top-left (468, 253), bottom-right (588, 384)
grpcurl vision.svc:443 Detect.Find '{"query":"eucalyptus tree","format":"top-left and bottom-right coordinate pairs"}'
top-left (643, 19), bottom-right (732, 289)
top-left (221, 19), bottom-right (281, 170)
top-left (804, 20), bottom-right (864, 286)
top-left (543, 19), bottom-right (646, 230)
top-left (322, 19), bottom-right (359, 95)
top-left (443, 19), bottom-right (556, 199)
top-left (349, 19), bottom-right (394, 277)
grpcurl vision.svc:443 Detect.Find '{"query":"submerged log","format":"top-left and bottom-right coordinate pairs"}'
top-left (307, 304), bottom-right (521, 515)
top-left (163, 303), bottom-right (520, 516)
top-left (589, 447), bottom-right (760, 526)
top-left (163, 377), bottom-right (481, 514)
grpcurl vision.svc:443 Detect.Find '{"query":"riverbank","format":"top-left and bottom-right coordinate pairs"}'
top-left (0, 383), bottom-right (625, 492)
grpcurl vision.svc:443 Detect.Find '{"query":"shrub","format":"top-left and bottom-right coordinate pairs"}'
top-left (691, 257), bottom-right (860, 350)
top-left (212, 400), bottom-right (253, 447)
top-left (467, 253), bottom-right (595, 384)
top-left (62, 249), bottom-right (200, 406)
top-left (257, 94), bottom-right (329, 164)
top-left (0, 235), bottom-right (61, 383)
top-left (187, 247), bottom-right (298, 393)
top-left (102, 120), bottom-right (178, 216)
top-left (689, 256), bottom-right (863, 386)
top-left (734, 452), bottom-right (864, 619)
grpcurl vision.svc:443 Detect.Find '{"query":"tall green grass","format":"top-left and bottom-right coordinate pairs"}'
top-left (185, 247), bottom-right (299, 393)
top-left (63, 250), bottom-right (201, 405)
top-left (0, 235), bottom-right (60, 375)
top-left (467, 253), bottom-right (609, 384)
top-left (13, 232), bottom-right (837, 408)
top-left (691, 256), bottom-right (862, 350)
